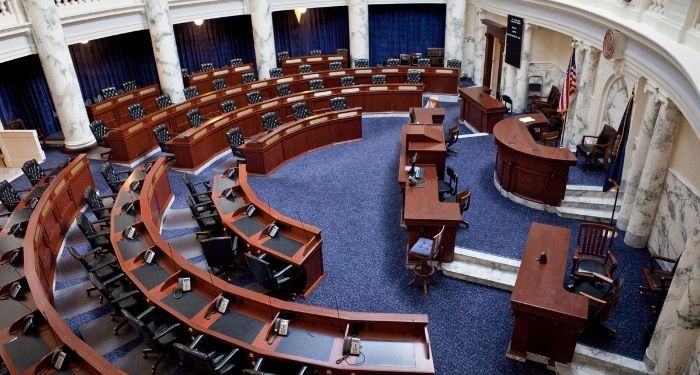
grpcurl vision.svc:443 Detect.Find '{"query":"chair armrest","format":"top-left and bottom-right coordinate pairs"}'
top-left (214, 348), bottom-right (240, 372)
top-left (101, 272), bottom-right (126, 287)
top-left (580, 135), bottom-right (599, 144)
top-left (81, 247), bottom-right (110, 258)
top-left (607, 251), bottom-right (618, 272)
top-left (590, 272), bottom-right (614, 285)
top-left (578, 291), bottom-right (607, 305)
top-left (90, 259), bottom-right (117, 272)
top-left (152, 322), bottom-right (181, 340)
top-left (136, 305), bottom-right (156, 320)
top-left (273, 264), bottom-right (294, 278)
top-left (189, 334), bottom-right (205, 350)
top-left (651, 254), bottom-right (677, 264)
top-left (191, 191), bottom-right (212, 198)
top-left (86, 232), bottom-right (109, 240)
top-left (99, 192), bottom-right (118, 199)
top-left (112, 289), bottom-right (142, 304)
top-left (196, 212), bottom-right (220, 221)
top-left (191, 180), bottom-right (209, 188)
top-left (193, 201), bottom-right (214, 208)
top-left (115, 169), bottom-right (132, 177)
top-left (0, 211), bottom-right (11, 218)
top-left (91, 206), bottom-right (113, 213)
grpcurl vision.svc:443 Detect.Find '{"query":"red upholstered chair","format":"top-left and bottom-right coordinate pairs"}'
top-left (408, 226), bottom-right (445, 295)
top-left (571, 223), bottom-right (618, 283)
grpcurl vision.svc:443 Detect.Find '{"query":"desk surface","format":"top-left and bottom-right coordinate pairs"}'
top-left (411, 107), bottom-right (445, 125)
top-left (459, 86), bottom-right (507, 111)
top-left (493, 115), bottom-right (576, 163)
top-left (403, 166), bottom-right (462, 222)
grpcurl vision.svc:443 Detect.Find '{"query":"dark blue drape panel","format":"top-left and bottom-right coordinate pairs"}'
top-left (0, 54), bottom-right (59, 135)
top-left (272, 7), bottom-right (349, 57)
top-left (174, 15), bottom-right (256, 73)
top-left (70, 30), bottom-right (158, 100)
top-left (368, 4), bottom-right (446, 66)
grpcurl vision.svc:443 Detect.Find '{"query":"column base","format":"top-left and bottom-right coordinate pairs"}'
top-left (63, 137), bottom-right (96, 152)
top-left (624, 230), bottom-right (649, 248)
top-left (616, 215), bottom-right (629, 231)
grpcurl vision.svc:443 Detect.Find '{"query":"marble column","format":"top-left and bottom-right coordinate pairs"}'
top-left (561, 46), bottom-right (601, 148)
top-left (501, 64), bottom-right (516, 99)
top-left (462, 5), bottom-right (477, 78)
top-left (472, 9), bottom-right (486, 86)
top-left (250, 0), bottom-right (276, 80)
top-left (348, 0), bottom-right (369, 67)
top-left (22, 0), bottom-right (95, 150)
top-left (144, 0), bottom-right (185, 104)
top-left (617, 85), bottom-right (661, 231)
top-left (646, 229), bottom-right (700, 374)
top-left (444, 0), bottom-right (466, 66)
top-left (624, 99), bottom-right (682, 248)
top-left (512, 23), bottom-right (534, 112)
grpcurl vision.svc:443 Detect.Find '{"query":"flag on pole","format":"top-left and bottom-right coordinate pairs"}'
top-left (557, 49), bottom-right (577, 113)
top-left (603, 92), bottom-right (635, 192)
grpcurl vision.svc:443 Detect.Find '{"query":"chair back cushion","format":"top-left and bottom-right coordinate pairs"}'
top-left (406, 70), bottom-right (422, 83)
top-left (276, 84), bottom-right (291, 97)
top-left (226, 128), bottom-right (244, 148)
top-left (242, 72), bottom-right (257, 83)
top-left (101, 87), bottom-right (118, 99)
top-left (446, 59), bottom-right (461, 69)
top-left (127, 103), bottom-right (145, 120)
top-left (329, 61), bottom-right (342, 71)
top-left (22, 159), bottom-right (44, 185)
top-left (416, 58), bottom-right (431, 67)
top-left (261, 112), bottom-right (280, 131)
top-left (220, 100), bottom-right (236, 113)
top-left (212, 78), bottom-right (226, 90)
top-left (200, 62), bottom-right (214, 72)
top-left (576, 223), bottom-right (616, 259)
top-left (330, 97), bottom-right (347, 111)
top-left (122, 80), bottom-right (137, 92)
top-left (372, 74), bottom-right (386, 84)
top-left (597, 125), bottom-right (617, 145)
top-left (155, 94), bottom-right (172, 109)
top-left (336, 48), bottom-right (348, 55)
top-left (309, 49), bottom-right (322, 56)
top-left (292, 102), bottom-right (311, 120)
top-left (201, 237), bottom-right (236, 268)
top-left (174, 344), bottom-right (215, 373)
top-left (183, 86), bottom-right (199, 99)
top-left (0, 180), bottom-right (20, 210)
top-left (299, 64), bottom-right (312, 73)
top-left (386, 58), bottom-right (400, 67)
top-left (341, 75), bottom-right (355, 86)
top-left (309, 79), bottom-right (324, 90)
top-left (187, 109), bottom-right (204, 127)
top-left (269, 67), bottom-right (283, 78)
top-left (354, 59), bottom-right (369, 68)
top-left (152, 124), bottom-right (171, 146)
top-left (244, 253), bottom-right (276, 290)
top-left (246, 90), bottom-right (262, 104)
top-left (230, 58), bottom-right (243, 67)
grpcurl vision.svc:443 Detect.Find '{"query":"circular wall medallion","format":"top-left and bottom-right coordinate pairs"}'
top-left (603, 29), bottom-right (615, 60)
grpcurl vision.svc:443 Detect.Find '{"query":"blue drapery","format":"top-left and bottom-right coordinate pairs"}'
top-left (0, 54), bottom-right (59, 135)
top-left (174, 15), bottom-right (256, 73)
top-left (273, 6), bottom-right (349, 58)
top-left (70, 30), bottom-right (158, 100)
top-left (368, 4), bottom-right (446, 66)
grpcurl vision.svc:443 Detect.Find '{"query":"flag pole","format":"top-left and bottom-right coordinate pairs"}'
top-left (610, 187), bottom-right (620, 225)
top-left (558, 110), bottom-right (568, 148)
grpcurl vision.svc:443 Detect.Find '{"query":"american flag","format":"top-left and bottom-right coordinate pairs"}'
top-left (558, 49), bottom-right (577, 113)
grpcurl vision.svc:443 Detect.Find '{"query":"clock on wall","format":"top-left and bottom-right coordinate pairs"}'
top-left (603, 29), bottom-right (625, 60)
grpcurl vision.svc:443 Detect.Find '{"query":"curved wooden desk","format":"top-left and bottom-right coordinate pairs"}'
top-left (0, 154), bottom-right (123, 374)
top-left (237, 108), bottom-right (362, 175)
top-left (280, 54), bottom-right (348, 75)
top-left (184, 64), bottom-right (256, 95)
top-left (167, 84), bottom-right (422, 171)
top-left (87, 84), bottom-right (161, 128)
top-left (493, 114), bottom-right (576, 207)
top-left (108, 158), bottom-right (434, 373)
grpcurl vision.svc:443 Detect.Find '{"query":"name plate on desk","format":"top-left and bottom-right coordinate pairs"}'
top-left (128, 123), bottom-right (144, 133)
top-left (370, 86), bottom-right (389, 91)
top-left (226, 88), bottom-right (242, 94)
top-left (140, 87), bottom-right (156, 95)
top-left (436, 69), bottom-right (454, 74)
top-left (261, 101), bottom-right (279, 109)
top-left (285, 59), bottom-right (302, 64)
top-left (310, 116), bottom-right (328, 125)
top-left (117, 94), bottom-right (135, 102)
top-left (286, 95), bottom-right (305, 102)
top-left (96, 102), bottom-right (112, 110)
top-left (328, 71), bottom-right (346, 76)
top-left (234, 66), bottom-right (250, 71)
top-left (341, 87), bottom-right (360, 93)
top-left (176, 102), bottom-right (192, 111)
top-left (399, 86), bottom-right (418, 90)
top-left (328, 56), bottom-right (344, 61)
top-left (382, 68), bottom-right (399, 73)
top-left (201, 94), bottom-right (217, 102)
top-left (213, 69), bottom-right (229, 76)
top-left (303, 74), bottom-right (320, 79)
top-left (192, 75), bottom-right (207, 81)
top-left (193, 130), bottom-right (207, 140)
top-left (265, 134), bottom-right (280, 146)
top-left (356, 69), bottom-right (372, 74)
top-left (307, 57), bottom-right (322, 62)
top-left (151, 112), bottom-right (168, 121)
top-left (313, 91), bottom-right (332, 97)
top-left (286, 124), bottom-right (303, 134)
top-left (337, 111), bottom-right (358, 118)
top-left (214, 118), bottom-right (230, 128)
top-left (237, 108), bottom-right (253, 117)
top-left (251, 82), bottom-right (268, 89)
top-left (276, 77), bottom-right (293, 84)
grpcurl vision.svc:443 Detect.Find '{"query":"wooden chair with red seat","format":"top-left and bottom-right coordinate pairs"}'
top-left (639, 254), bottom-right (679, 313)
top-left (408, 226), bottom-right (445, 295)
top-left (571, 223), bottom-right (618, 283)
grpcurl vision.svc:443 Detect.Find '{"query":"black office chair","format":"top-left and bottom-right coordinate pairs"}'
top-left (276, 51), bottom-right (289, 64)
top-left (174, 335), bottom-right (241, 375)
top-left (276, 84), bottom-right (291, 97)
top-left (200, 236), bottom-right (239, 278)
top-left (230, 58), bottom-right (243, 67)
top-left (0, 181), bottom-right (23, 212)
top-left (182, 174), bottom-right (212, 205)
top-left (76, 212), bottom-right (112, 250)
top-left (329, 97), bottom-right (347, 111)
top-left (416, 58), bottom-right (431, 67)
top-left (155, 94), bottom-right (172, 109)
top-left (90, 119), bottom-right (113, 159)
top-left (246, 90), bottom-right (263, 105)
top-left (399, 54), bottom-right (410, 65)
top-left (446, 59), bottom-right (462, 69)
top-left (269, 67), bottom-right (283, 78)
top-left (200, 62), bottom-right (215, 72)
top-left (341, 75), bottom-right (355, 86)
top-left (21, 159), bottom-right (45, 186)
top-left (406, 70), bottom-right (422, 83)
top-left (298, 64), bottom-right (312, 74)
top-left (212, 78), bottom-right (226, 90)
top-left (102, 86), bottom-right (118, 99)
top-left (261, 112), bottom-right (281, 131)
top-left (123, 306), bottom-right (183, 374)
top-left (152, 124), bottom-right (174, 155)
top-left (354, 58), bottom-right (369, 68)
top-left (309, 49), bottom-right (322, 56)
top-left (308, 79), bottom-right (324, 90)
top-left (187, 109), bottom-right (205, 127)
top-left (437, 167), bottom-right (458, 201)
top-left (502, 95), bottom-right (513, 114)
top-left (122, 80), bottom-right (138, 92)
top-left (226, 128), bottom-right (246, 163)
top-left (336, 48), bottom-right (348, 56)
top-left (569, 276), bottom-right (624, 337)
top-left (100, 162), bottom-right (130, 194)
top-left (128, 103), bottom-right (146, 121)
top-left (242, 72), bottom-right (257, 83)
top-left (291, 102), bottom-right (311, 120)
top-left (88, 271), bottom-right (146, 335)
top-left (68, 246), bottom-right (118, 296)
top-left (372, 74), bottom-right (386, 84)
top-left (220, 100), bottom-right (237, 113)
top-left (445, 126), bottom-right (459, 155)
top-left (244, 253), bottom-right (296, 296)
top-left (181, 68), bottom-right (190, 78)
top-left (328, 61), bottom-right (342, 71)
top-left (83, 186), bottom-right (114, 222)
top-left (386, 58), bottom-right (400, 67)
top-left (183, 86), bottom-right (199, 99)
top-left (187, 196), bottom-right (221, 236)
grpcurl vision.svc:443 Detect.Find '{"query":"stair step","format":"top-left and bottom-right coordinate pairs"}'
top-left (453, 247), bottom-right (520, 273)
top-left (562, 344), bottom-right (649, 375)
top-left (556, 206), bottom-right (618, 223)
top-left (442, 260), bottom-right (517, 291)
top-left (565, 185), bottom-right (620, 199)
top-left (560, 195), bottom-right (622, 210)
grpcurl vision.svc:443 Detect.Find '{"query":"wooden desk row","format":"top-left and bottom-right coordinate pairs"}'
top-left (86, 84), bottom-right (161, 128)
top-left (0, 155), bottom-right (122, 374)
top-left (493, 114), bottom-right (576, 207)
top-left (166, 84), bottom-right (423, 171)
top-left (239, 108), bottom-right (363, 175)
top-left (458, 86), bottom-right (507, 133)
top-left (184, 64), bottom-right (255, 96)
top-left (280, 54), bottom-right (348, 75)
top-left (106, 158), bottom-right (435, 373)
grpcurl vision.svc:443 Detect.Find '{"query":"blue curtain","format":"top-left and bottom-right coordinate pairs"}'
top-left (368, 4), bottom-right (446, 66)
top-left (0, 54), bottom-right (59, 135)
top-left (69, 30), bottom-right (158, 100)
top-left (273, 6), bottom-right (349, 57)
top-left (174, 15), bottom-right (256, 73)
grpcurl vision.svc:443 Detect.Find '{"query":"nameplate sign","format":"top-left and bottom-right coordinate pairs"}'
top-left (286, 124), bottom-right (303, 134)
top-left (313, 91), bottom-right (332, 97)
top-left (152, 112), bottom-right (168, 121)
top-left (192, 75), bottom-right (207, 81)
top-left (307, 57), bottom-right (322, 62)
top-left (285, 59), bottom-right (302, 64)
top-left (213, 70), bottom-right (229, 76)
top-left (193, 130), bottom-right (207, 140)
top-left (201, 94), bottom-right (217, 102)
top-left (214, 118), bottom-right (229, 128)
top-left (337, 111), bottom-right (358, 118)
top-left (328, 71), bottom-right (346, 76)
top-left (54, 179), bottom-right (66, 195)
top-left (226, 88), bottom-right (242, 94)
top-left (436, 69), bottom-right (454, 74)
top-left (70, 160), bottom-right (84, 175)
top-left (310, 116), bottom-right (328, 125)
top-left (234, 66), bottom-right (251, 72)
top-left (276, 77), bottom-right (293, 84)
top-left (341, 88), bottom-right (360, 93)
top-left (411, 68), bottom-right (426, 73)
top-left (117, 94), bottom-right (135, 102)
top-left (176, 102), bottom-right (192, 111)
top-left (41, 201), bottom-right (51, 218)
top-left (369, 86), bottom-right (388, 91)
top-left (328, 56), bottom-right (344, 61)
top-left (287, 95), bottom-right (305, 102)
top-left (382, 68), bottom-right (399, 73)
top-left (303, 74), bottom-right (320, 79)
top-left (251, 82), bottom-right (268, 89)
top-left (356, 69), bottom-right (372, 74)
top-left (237, 108), bottom-right (253, 117)
top-left (96, 102), bottom-right (112, 110)
top-left (398, 86), bottom-right (418, 90)
top-left (129, 123), bottom-right (144, 133)
top-left (140, 87), bottom-right (156, 95)
top-left (265, 134), bottom-right (280, 146)
top-left (261, 101), bottom-right (279, 109)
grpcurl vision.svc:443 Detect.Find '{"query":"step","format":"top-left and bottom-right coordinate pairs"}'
top-left (442, 260), bottom-right (517, 291)
top-left (453, 247), bottom-right (520, 273)
top-left (556, 206), bottom-right (618, 223)
top-left (565, 185), bottom-right (620, 199)
top-left (560, 195), bottom-right (622, 211)
top-left (558, 344), bottom-right (649, 375)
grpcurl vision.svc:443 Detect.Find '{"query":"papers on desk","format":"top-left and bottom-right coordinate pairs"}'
top-left (519, 116), bottom-right (536, 123)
